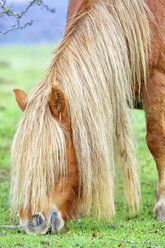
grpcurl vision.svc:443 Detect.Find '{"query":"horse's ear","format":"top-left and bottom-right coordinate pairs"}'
top-left (49, 85), bottom-right (66, 118)
top-left (13, 89), bottom-right (27, 111)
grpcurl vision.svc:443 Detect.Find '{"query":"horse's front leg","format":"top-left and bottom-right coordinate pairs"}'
top-left (143, 68), bottom-right (165, 220)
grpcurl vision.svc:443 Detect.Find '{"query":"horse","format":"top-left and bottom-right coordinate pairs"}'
top-left (11, 0), bottom-right (165, 234)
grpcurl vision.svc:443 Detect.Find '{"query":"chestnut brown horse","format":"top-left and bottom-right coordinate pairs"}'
top-left (11, 0), bottom-right (165, 234)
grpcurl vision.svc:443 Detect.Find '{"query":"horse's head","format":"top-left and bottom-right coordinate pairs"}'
top-left (11, 84), bottom-right (78, 234)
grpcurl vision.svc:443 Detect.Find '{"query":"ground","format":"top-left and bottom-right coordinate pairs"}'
top-left (0, 46), bottom-right (164, 248)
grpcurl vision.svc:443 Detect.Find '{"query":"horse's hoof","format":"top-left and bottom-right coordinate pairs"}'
top-left (154, 198), bottom-right (165, 221)
top-left (50, 209), bottom-right (65, 233)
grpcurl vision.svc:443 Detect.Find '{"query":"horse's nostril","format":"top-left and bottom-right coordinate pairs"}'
top-left (29, 213), bottom-right (45, 227)
top-left (50, 210), bottom-right (59, 233)
top-left (34, 213), bottom-right (45, 226)
top-left (50, 209), bottom-right (65, 234)
top-left (25, 212), bottom-right (49, 234)
top-left (51, 211), bottom-right (58, 219)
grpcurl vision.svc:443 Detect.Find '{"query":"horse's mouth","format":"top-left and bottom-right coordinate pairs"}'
top-left (20, 209), bottom-right (65, 235)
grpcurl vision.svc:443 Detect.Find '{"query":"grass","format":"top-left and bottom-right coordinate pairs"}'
top-left (0, 45), bottom-right (164, 248)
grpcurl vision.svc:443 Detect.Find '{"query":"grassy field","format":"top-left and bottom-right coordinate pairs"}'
top-left (0, 46), bottom-right (164, 248)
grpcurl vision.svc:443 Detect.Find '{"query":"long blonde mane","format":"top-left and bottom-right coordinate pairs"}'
top-left (11, 82), bottom-right (67, 216)
top-left (11, 0), bottom-right (151, 219)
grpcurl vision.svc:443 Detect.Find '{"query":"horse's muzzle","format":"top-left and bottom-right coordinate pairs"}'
top-left (20, 209), bottom-right (65, 235)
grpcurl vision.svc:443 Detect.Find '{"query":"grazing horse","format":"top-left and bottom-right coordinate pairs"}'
top-left (11, 0), bottom-right (165, 234)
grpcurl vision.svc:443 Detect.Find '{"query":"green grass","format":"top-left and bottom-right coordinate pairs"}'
top-left (0, 45), bottom-right (164, 248)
